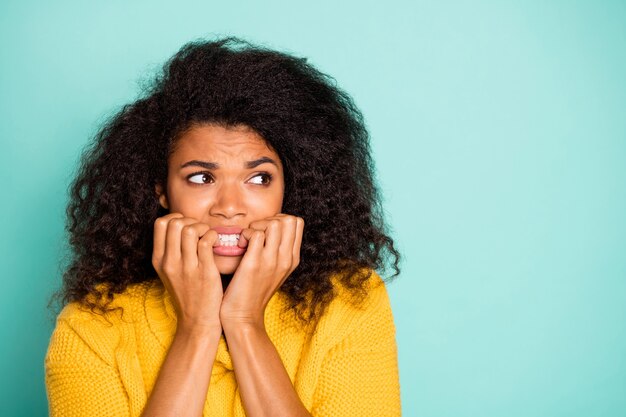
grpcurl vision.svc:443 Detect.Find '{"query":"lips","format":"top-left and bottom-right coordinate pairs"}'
top-left (211, 226), bottom-right (247, 256)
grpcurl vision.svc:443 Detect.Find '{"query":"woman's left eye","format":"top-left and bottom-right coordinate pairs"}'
top-left (248, 173), bottom-right (272, 185)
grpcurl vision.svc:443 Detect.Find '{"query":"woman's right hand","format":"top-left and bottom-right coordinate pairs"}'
top-left (152, 213), bottom-right (223, 337)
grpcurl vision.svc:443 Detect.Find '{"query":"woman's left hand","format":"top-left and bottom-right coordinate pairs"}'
top-left (219, 213), bottom-right (304, 328)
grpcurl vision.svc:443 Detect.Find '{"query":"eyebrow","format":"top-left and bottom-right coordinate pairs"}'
top-left (180, 157), bottom-right (279, 170)
top-left (245, 156), bottom-right (279, 169)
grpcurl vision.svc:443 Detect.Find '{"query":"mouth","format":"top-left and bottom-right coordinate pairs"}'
top-left (217, 233), bottom-right (240, 247)
top-left (211, 227), bottom-right (247, 256)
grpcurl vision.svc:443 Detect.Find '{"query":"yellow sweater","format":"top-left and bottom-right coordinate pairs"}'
top-left (45, 273), bottom-right (400, 416)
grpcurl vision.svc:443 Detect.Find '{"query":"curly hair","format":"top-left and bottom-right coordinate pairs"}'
top-left (56, 37), bottom-right (400, 322)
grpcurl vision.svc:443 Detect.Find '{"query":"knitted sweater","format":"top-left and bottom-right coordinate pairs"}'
top-left (45, 272), bottom-right (400, 416)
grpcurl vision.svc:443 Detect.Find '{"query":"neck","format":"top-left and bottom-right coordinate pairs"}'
top-left (221, 273), bottom-right (234, 291)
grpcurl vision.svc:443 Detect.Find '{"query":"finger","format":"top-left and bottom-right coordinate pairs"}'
top-left (276, 217), bottom-right (297, 272)
top-left (198, 230), bottom-right (220, 276)
top-left (246, 214), bottom-right (285, 232)
top-left (246, 220), bottom-right (270, 232)
top-left (263, 219), bottom-right (282, 252)
top-left (244, 229), bottom-right (266, 260)
top-left (244, 214), bottom-right (286, 249)
top-left (152, 213), bottom-right (184, 267)
top-left (164, 217), bottom-right (198, 264)
top-left (181, 222), bottom-right (211, 270)
top-left (237, 230), bottom-right (249, 249)
top-left (292, 217), bottom-right (305, 269)
top-left (254, 214), bottom-right (302, 268)
top-left (240, 228), bottom-right (257, 243)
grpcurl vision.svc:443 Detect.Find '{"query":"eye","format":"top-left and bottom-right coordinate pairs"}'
top-left (248, 173), bottom-right (272, 185)
top-left (187, 172), bottom-right (214, 184)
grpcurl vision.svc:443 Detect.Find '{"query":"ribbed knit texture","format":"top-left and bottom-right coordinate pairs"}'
top-left (45, 272), bottom-right (400, 416)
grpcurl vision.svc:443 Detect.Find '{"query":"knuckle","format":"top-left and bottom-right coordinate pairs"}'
top-left (264, 257), bottom-right (277, 269)
top-left (181, 225), bottom-right (197, 237)
top-left (182, 264), bottom-right (195, 276)
top-left (169, 218), bottom-right (185, 229)
top-left (154, 217), bottom-right (168, 229)
top-left (279, 259), bottom-right (292, 271)
top-left (162, 263), bottom-right (176, 276)
top-left (267, 220), bottom-right (281, 231)
top-left (198, 239), bottom-right (212, 250)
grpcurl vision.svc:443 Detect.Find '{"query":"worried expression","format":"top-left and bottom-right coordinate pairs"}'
top-left (156, 123), bottom-right (285, 274)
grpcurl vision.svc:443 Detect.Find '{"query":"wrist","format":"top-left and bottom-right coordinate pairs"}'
top-left (221, 317), bottom-right (266, 336)
top-left (175, 322), bottom-right (222, 342)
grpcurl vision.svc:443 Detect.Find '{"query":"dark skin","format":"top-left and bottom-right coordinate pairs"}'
top-left (143, 124), bottom-right (309, 417)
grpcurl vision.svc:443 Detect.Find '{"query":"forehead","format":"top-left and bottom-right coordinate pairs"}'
top-left (170, 124), bottom-right (281, 164)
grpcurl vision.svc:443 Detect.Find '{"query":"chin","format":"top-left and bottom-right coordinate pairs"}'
top-left (214, 255), bottom-right (243, 275)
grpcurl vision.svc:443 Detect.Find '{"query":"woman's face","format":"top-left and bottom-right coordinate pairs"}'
top-left (156, 123), bottom-right (285, 274)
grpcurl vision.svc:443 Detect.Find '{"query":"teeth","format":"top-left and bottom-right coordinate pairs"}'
top-left (217, 234), bottom-right (240, 247)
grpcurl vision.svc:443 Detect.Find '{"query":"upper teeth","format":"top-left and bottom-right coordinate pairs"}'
top-left (218, 234), bottom-right (240, 246)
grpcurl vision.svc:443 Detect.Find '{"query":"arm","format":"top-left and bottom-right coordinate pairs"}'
top-left (311, 282), bottom-right (401, 417)
top-left (222, 322), bottom-right (310, 417)
top-left (141, 213), bottom-right (224, 417)
top-left (46, 315), bottom-right (222, 417)
top-left (48, 214), bottom-right (224, 417)
top-left (140, 328), bottom-right (221, 417)
top-left (147, 212), bottom-right (308, 416)
top-left (220, 214), bottom-right (311, 417)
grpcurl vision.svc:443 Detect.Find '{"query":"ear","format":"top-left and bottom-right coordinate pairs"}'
top-left (155, 183), bottom-right (169, 209)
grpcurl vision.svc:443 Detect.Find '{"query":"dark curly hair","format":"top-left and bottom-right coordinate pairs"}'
top-left (55, 37), bottom-right (399, 322)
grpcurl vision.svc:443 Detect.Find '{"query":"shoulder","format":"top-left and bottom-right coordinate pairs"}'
top-left (48, 281), bottom-right (154, 365)
top-left (314, 270), bottom-right (396, 346)
top-left (57, 281), bottom-right (152, 324)
top-left (329, 270), bottom-right (393, 317)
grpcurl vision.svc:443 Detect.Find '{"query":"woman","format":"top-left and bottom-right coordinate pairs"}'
top-left (46, 37), bottom-right (401, 417)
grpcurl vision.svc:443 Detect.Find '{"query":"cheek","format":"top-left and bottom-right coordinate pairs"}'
top-left (246, 173), bottom-right (284, 215)
top-left (168, 188), bottom-right (213, 216)
top-left (276, 178), bottom-right (285, 208)
top-left (249, 188), bottom-right (284, 216)
top-left (253, 199), bottom-right (281, 217)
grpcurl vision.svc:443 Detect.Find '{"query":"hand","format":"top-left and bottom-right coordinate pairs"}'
top-left (220, 214), bottom-right (305, 328)
top-left (152, 213), bottom-right (223, 336)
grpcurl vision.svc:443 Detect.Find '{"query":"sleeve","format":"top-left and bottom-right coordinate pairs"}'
top-left (310, 283), bottom-right (401, 417)
top-left (45, 318), bottom-right (131, 417)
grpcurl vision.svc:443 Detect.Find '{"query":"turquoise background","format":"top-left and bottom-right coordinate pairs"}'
top-left (1, 1), bottom-right (625, 416)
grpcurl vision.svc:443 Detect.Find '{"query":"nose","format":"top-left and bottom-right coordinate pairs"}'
top-left (209, 181), bottom-right (246, 219)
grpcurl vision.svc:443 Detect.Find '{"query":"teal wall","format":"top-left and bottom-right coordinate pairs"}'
top-left (1, 1), bottom-right (625, 416)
